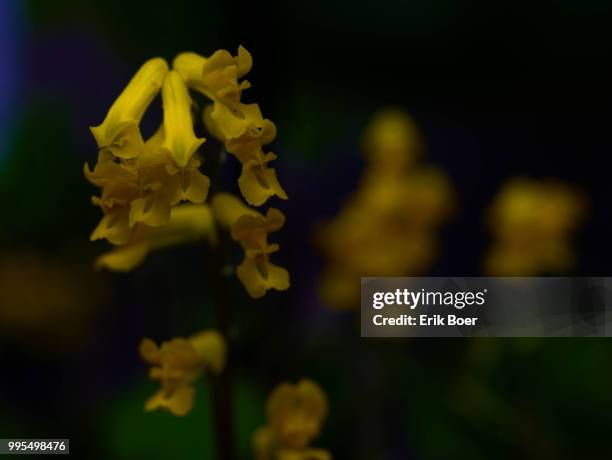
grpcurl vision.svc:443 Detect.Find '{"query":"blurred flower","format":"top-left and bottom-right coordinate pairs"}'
top-left (484, 178), bottom-right (586, 275)
top-left (0, 249), bottom-right (107, 350)
top-left (95, 204), bottom-right (216, 272)
top-left (212, 193), bottom-right (290, 298)
top-left (317, 109), bottom-right (454, 309)
top-left (361, 108), bottom-right (423, 170)
top-left (139, 330), bottom-right (226, 416)
top-left (253, 379), bottom-right (332, 460)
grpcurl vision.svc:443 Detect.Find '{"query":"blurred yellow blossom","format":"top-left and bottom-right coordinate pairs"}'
top-left (139, 330), bottom-right (226, 416)
top-left (317, 109), bottom-right (454, 309)
top-left (361, 108), bottom-right (423, 170)
top-left (212, 193), bottom-right (289, 298)
top-left (253, 379), bottom-right (332, 460)
top-left (0, 250), bottom-right (107, 350)
top-left (484, 178), bottom-right (586, 275)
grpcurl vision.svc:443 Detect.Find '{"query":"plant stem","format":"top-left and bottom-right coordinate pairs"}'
top-left (209, 230), bottom-right (236, 460)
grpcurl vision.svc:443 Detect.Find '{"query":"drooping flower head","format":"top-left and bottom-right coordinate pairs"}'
top-left (86, 48), bottom-right (289, 299)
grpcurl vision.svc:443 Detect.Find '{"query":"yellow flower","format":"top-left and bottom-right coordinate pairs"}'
top-left (236, 241), bottom-right (290, 299)
top-left (316, 109), bottom-right (454, 310)
top-left (90, 58), bottom-right (168, 159)
top-left (204, 102), bottom-right (287, 206)
top-left (267, 380), bottom-right (328, 449)
top-left (85, 153), bottom-right (140, 244)
top-left (173, 46), bottom-right (252, 111)
top-left (160, 70), bottom-right (206, 168)
top-left (211, 193), bottom-right (289, 298)
top-left (361, 108), bottom-right (422, 170)
top-left (253, 379), bottom-right (332, 460)
top-left (237, 152), bottom-right (288, 207)
top-left (128, 125), bottom-right (210, 228)
top-left (0, 250), bottom-right (107, 350)
top-left (96, 204), bottom-right (216, 272)
top-left (484, 178), bottom-right (585, 275)
top-left (139, 330), bottom-right (226, 416)
top-left (175, 47), bottom-right (286, 205)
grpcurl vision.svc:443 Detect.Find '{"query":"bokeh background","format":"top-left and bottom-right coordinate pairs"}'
top-left (2, 0), bottom-right (612, 458)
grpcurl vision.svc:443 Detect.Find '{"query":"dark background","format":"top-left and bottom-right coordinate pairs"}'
top-left (2, 0), bottom-right (612, 458)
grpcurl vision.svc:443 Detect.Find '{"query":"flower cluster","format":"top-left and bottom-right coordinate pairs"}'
top-left (317, 109), bottom-right (454, 309)
top-left (86, 46), bottom-right (289, 298)
top-left (87, 48), bottom-right (291, 421)
top-left (253, 379), bottom-right (331, 460)
top-left (139, 330), bottom-right (226, 416)
top-left (484, 178), bottom-right (585, 275)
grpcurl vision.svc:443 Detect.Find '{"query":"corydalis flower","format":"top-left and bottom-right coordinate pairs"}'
top-left (90, 58), bottom-right (168, 160)
top-left (128, 124), bottom-right (209, 228)
top-left (96, 204), bottom-right (216, 271)
top-left (140, 330), bottom-right (226, 416)
top-left (86, 60), bottom-right (211, 239)
top-left (85, 156), bottom-right (140, 244)
top-left (484, 178), bottom-right (585, 275)
top-left (173, 46), bottom-right (252, 110)
top-left (160, 70), bottom-right (206, 168)
top-left (317, 109), bottom-right (454, 309)
top-left (212, 193), bottom-right (289, 298)
top-left (204, 102), bottom-right (288, 206)
top-left (174, 47), bottom-right (287, 206)
top-left (253, 379), bottom-right (332, 460)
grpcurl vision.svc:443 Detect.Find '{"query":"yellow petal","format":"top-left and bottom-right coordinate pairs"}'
top-left (173, 48), bottom-right (251, 109)
top-left (252, 425), bottom-right (276, 460)
top-left (129, 190), bottom-right (173, 228)
top-left (361, 108), bottom-right (422, 169)
top-left (168, 166), bottom-right (211, 205)
top-left (172, 52), bottom-right (207, 86)
top-left (161, 70), bottom-right (205, 167)
top-left (90, 206), bottom-right (133, 245)
top-left (239, 159), bottom-right (288, 206)
top-left (188, 330), bottom-right (226, 375)
top-left (210, 192), bottom-right (262, 229)
top-left (236, 252), bottom-right (289, 298)
top-left (139, 338), bottom-right (161, 363)
top-left (236, 45), bottom-right (253, 77)
top-left (209, 102), bottom-right (268, 141)
top-left (231, 209), bottom-right (285, 246)
top-left (95, 240), bottom-right (149, 271)
top-left (295, 380), bottom-right (328, 421)
top-left (90, 58), bottom-right (168, 159)
top-left (97, 205), bottom-right (217, 272)
top-left (144, 385), bottom-right (195, 416)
